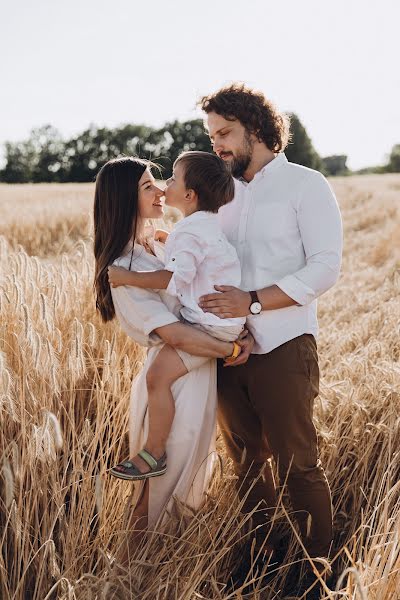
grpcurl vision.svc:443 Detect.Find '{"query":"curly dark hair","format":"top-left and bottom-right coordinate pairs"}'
top-left (198, 83), bottom-right (291, 153)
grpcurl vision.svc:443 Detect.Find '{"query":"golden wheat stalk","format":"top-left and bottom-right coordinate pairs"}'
top-left (0, 175), bottom-right (399, 599)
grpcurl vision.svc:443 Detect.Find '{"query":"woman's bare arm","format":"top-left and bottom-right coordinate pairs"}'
top-left (153, 321), bottom-right (234, 359)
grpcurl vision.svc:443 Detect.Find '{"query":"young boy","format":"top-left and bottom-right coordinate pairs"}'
top-left (108, 151), bottom-right (245, 480)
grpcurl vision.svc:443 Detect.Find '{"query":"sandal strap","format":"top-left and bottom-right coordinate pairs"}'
top-left (121, 460), bottom-right (135, 469)
top-left (138, 449), bottom-right (159, 470)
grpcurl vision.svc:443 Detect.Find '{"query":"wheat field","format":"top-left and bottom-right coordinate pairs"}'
top-left (0, 175), bottom-right (399, 599)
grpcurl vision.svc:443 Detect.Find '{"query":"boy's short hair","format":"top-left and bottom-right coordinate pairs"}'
top-left (199, 82), bottom-right (290, 153)
top-left (174, 151), bottom-right (234, 213)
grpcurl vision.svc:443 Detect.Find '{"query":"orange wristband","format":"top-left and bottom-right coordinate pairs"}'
top-left (225, 341), bottom-right (241, 362)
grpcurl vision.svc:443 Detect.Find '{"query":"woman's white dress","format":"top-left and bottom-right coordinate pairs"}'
top-left (110, 243), bottom-right (217, 526)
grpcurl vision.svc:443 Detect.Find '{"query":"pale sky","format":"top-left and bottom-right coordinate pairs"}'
top-left (1, 0), bottom-right (399, 170)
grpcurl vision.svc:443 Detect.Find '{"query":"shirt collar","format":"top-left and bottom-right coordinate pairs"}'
top-left (175, 210), bottom-right (217, 228)
top-left (237, 152), bottom-right (288, 185)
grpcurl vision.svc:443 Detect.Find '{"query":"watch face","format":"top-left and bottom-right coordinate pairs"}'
top-left (250, 301), bottom-right (262, 315)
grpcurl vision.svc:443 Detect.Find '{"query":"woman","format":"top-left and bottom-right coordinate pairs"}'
top-left (93, 156), bottom-right (250, 536)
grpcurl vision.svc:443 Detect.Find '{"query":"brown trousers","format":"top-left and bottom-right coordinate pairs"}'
top-left (217, 334), bottom-right (332, 558)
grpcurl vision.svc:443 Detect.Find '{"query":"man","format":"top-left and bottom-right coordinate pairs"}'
top-left (198, 84), bottom-right (343, 596)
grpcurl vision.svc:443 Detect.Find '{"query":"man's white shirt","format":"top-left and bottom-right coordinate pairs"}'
top-left (217, 153), bottom-right (343, 354)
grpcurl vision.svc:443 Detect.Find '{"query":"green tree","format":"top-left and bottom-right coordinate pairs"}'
top-left (150, 119), bottom-right (212, 177)
top-left (0, 126), bottom-right (65, 183)
top-left (321, 155), bottom-right (349, 176)
top-left (64, 125), bottom-right (120, 182)
top-left (0, 139), bottom-right (37, 183)
top-left (31, 126), bottom-right (65, 182)
top-left (285, 113), bottom-right (322, 170)
top-left (387, 144), bottom-right (400, 172)
top-left (0, 115), bottom-right (327, 183)
top-left (63, 124), bottom-right (155, 181)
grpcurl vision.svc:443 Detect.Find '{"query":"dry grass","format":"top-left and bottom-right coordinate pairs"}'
top-left (0, 174), bottom-right (399, 599)
top-left (0, 184), bottom-right (93, 257)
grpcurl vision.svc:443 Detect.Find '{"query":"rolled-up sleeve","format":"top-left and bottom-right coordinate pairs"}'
top-left (276, 172), bottom-right (343, 305)
top-left (164, 233), bottom-right (206, 298)
top-left (111, 285), bottom-right (179, 347)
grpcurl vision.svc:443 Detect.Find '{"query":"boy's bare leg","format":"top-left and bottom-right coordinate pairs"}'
top-left (129, 345), bottom-right (188, 473)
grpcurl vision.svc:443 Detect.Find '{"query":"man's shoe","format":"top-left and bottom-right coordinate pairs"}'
top-left (226, 546), bottom-right (279, 596)
top-left (284, 567), bottom-right (331, 599)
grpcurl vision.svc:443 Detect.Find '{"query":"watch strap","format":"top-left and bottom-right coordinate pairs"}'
top-left (249, 290), bottom-right (260, 307)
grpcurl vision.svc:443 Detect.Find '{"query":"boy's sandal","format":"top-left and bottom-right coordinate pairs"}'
top-left (110, 449), bottom-right (167, 481)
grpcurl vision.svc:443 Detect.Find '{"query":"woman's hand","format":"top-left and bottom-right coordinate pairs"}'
top-left (108, 265), bottom-right (132, 288)
top-left (154, 229), bottom-right (169, 243)
top-left (223, 330), bottom-right (254, 367)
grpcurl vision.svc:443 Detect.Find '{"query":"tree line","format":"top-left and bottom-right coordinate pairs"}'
top-left (1, 114), bottom-right (399, 183)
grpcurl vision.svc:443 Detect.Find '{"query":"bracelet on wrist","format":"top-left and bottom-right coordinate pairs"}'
top-left (225, 341), bottom-right (241, 362)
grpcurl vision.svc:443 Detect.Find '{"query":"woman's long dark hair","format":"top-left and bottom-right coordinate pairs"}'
top-left (93, 156), bottom-right (149, 322)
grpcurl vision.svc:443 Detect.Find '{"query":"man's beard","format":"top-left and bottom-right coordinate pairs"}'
top-left (228, 131), bottom-right (254, 178)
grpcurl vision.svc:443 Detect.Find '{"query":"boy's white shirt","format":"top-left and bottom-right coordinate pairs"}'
top-left (164, 211), bottom-right (246, 329)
